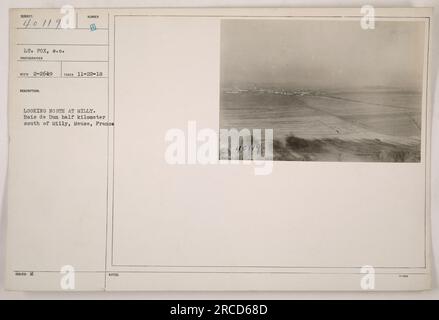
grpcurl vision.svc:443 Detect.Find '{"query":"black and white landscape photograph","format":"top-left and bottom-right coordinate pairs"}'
top-left (219, 19), bottom-right (425, 162)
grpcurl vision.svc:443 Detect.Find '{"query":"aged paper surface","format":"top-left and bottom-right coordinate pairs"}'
top-left (6, 7), bottom-right (432, 291)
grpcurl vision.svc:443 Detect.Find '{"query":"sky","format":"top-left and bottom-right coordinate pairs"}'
top-left (221, 19), bottom-right (426, 91)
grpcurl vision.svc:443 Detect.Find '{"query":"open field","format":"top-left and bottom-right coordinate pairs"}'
top-left (219, 88), bottom-right (422, 162)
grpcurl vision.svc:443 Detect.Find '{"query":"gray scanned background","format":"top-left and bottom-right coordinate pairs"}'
top-left (0, 0), bottom-right (437, 299)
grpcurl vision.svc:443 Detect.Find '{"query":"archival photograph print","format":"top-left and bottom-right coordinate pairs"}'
top-left (219, 19), bottom-right (425, 162)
